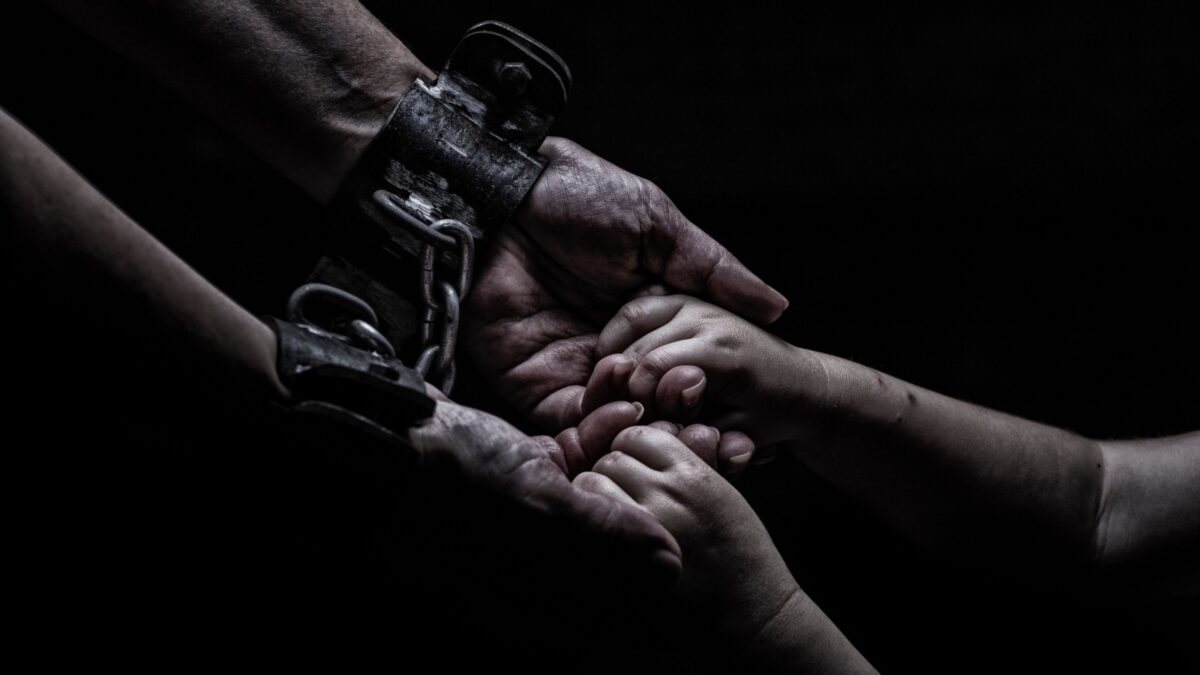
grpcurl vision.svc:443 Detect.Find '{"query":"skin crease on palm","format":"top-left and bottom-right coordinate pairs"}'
top-left (408, 384), bottom-right (685, 577)
top-left (463, 137), bottom-right (788, 438)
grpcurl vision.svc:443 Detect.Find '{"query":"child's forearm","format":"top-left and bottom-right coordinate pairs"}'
top-left (2, 109), bottom-right (288, 404)
top-left (779, 349), bottom-right (1106, 565)
top-left (743, 580), bottom-right (878, 674)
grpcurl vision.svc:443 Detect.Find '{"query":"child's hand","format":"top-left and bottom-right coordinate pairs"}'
top-left (589, 295), bottom-right (827, 445)
top-left (578, 426), bottom-right (879, 673)
top-left (575, 425), bottom-right (801, 644)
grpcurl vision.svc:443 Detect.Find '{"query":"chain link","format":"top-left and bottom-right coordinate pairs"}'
top-left (369, 190), bottom-right (476, 393)
top-left (411, 218), bottom-right (475, 393)
top-left (285, 283), bottom-right (396, 357)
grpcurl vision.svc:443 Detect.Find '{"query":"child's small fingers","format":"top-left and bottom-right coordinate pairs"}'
top-left (630, 283), bottom-right (670, 299)
top-left (628, 338), bottom-right (708, 403)
top-left (597, 295), bottom-right (689, 356)
top-left (717, 431), bottom-right (756, 475)
top-left (572, 471), bottom-right (643, 510)
top-left (611, 425), bottom-right (697, 471)
top-left (576, 400), bottom-right (645, 466)
top-left (624, 322), bottom-right (695, 362)
top-left (648, 420), bottom-right (682, 435)
top-left (677, 424), bottom-right (721, 468)
top-left (582, 354), bottom-right (635, 415)
top-left (655, 365), bottom-right (706, 423)
top-left (592, 446), bottom-right (663, 501)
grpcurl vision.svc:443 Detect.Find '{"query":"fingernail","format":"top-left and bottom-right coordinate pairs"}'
top-left (681, 378), bottom-right (705, 408)
top-left (765, 287), bottom-right (789, 319)
top-left (773, 287), bottom-right (789, 309)
top-left (632, 402), bottom-right (645, 422)
top-left (726, 451), bottom-right (753, 474)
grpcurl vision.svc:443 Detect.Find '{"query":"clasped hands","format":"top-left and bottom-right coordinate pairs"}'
top-left (410, 137), bottom-right (790, 579)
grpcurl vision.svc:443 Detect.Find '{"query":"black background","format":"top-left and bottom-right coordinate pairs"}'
top-left (3, 2), bottom-right (1197, 672)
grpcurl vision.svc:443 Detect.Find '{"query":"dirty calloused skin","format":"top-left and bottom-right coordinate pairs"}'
top-left (408, 385), bottom-right (682, 577)
top-left (463, 137), bottom-right (787, 433)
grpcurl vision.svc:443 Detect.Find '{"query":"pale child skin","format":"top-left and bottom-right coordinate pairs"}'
top-left (579, 294), bottom-right (1199, 670)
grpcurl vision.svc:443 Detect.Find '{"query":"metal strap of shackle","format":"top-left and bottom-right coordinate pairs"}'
top-left (272, 283), bottom-right (436, 441)
top-left (328, 21), bottom-right (571, 394)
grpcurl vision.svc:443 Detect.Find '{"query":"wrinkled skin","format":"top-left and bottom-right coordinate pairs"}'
top-left (441, 138), bottom-right (786, 578)
top-left (409, 389), bottom-right (682, 577)
top-left (464, 137), bottom-right (788, 433)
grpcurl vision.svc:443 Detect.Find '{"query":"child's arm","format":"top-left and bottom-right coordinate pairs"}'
top-left (592, 295), bottom-right (1200, 575)
top-left (577, 426), bottom-right (877, 674)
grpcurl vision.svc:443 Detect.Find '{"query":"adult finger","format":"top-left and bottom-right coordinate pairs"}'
top-left (656, 208), bottom-right (788, 324)
top-left (534, 434), bottom-right (571, 474)
top-left (527, 384), bottom-right (588, 431)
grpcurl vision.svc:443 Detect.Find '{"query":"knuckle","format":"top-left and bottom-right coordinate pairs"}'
top-left (673, 459), bottom-right (714, 489)
top-left (646, 494), bottom-right (695, 534)
top-left (573, 471), bottom-right (604, 490)
top-left (594, 451), bottom-right (626, 472)
top-left (714, 331), bottom-right (740, 351)
top-left (639, 175), bottom-right (661, 196)
top-left (640, 351), bottom-right (670, 377)
top-left (618, 299), bottom-right (650, 326)
top-left (626, 426), bottom-right (653, 442)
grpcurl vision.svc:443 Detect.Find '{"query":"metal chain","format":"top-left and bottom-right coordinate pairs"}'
top-left (285, 283), bottom-right (396, 357)
top-left (413, 218), bottom-right (475, 393)
top-left (369, 189), bottom-right (476, 393)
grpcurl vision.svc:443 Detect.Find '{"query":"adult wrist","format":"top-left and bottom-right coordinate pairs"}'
top-left (322, 59), bottom-right (433, 203)
top-left (313, 21), bottom-right (572, 392)
top-left (261, 284), bottom-right (437, 446)
top-left (333, 22), bottom-right (570, 245)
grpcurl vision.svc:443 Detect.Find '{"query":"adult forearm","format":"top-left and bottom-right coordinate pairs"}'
top-left (44, 0), bottom-right (432, 202)
top-left (788, 350), bottom-right (1105, 563)
top-left (1, 108), bottom-right (286, 401)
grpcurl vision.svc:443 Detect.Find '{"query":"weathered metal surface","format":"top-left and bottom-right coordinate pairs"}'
top-left (268, 284), bottom-right (436, 442)
top-left (317, 21), bottom-right (571, 389)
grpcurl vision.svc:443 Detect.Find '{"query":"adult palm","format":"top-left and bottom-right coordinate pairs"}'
top-left (464, 137), bottom-right (787, 431)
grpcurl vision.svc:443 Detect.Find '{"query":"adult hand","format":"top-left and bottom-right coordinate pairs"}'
top-left (408, 390), bottom-right (681, 577)
top-left (463, 137), bottom-right (787, 431)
